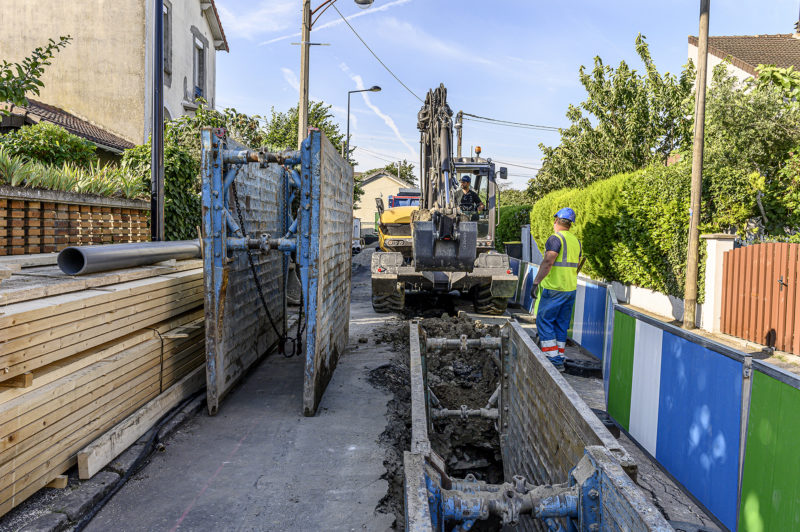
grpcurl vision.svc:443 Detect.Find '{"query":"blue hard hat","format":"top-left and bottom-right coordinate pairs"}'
top-left (460, 175), bottom-right (471, 183)
top-left (554, 207), bottom-right (576, 223)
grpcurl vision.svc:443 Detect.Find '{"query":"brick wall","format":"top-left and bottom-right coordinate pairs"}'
top-left (0, 190), bottom-right (149, 256)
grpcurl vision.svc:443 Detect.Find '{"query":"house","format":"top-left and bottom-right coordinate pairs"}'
top-left (0, 99), bottom-right (135, 164)
top-left (688, 31), bottom-right (800, 85)
top-left (0, 0), bottom-right (229, 146)
top-left (354, 170), bottom-right (414, 233)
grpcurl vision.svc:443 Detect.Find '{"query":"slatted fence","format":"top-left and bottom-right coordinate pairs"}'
top-left (720, 243), bottom-right (800, 353)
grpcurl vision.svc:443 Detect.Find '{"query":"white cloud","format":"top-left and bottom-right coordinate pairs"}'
top-left (216, 1), bottom-right (295, 40)
top-left (340, 63), bottom-right (416, 158)
top-left (259, 0), bottom-right (412, 46)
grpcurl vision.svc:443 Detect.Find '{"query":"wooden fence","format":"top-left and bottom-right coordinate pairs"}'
top-left (720, 242), bottom-right (800, 354)
top-left (0, 186), bottom-right (150, 256)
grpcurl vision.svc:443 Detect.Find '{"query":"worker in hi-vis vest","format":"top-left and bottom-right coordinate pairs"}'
top-left (530, 207), bottom-right (583, 362)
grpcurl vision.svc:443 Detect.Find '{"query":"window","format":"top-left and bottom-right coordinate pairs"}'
top-left (163, 2), bottom-right (172, 78)
top-left (193, 37), bottom-right (205, 99)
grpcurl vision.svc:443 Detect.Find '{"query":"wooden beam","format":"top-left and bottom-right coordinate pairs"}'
top-left (78, 366), bottom-right (204, 479)
top-left (45, 475), bottom-right (68, 489)
top-left (0, 372), bottom-right (32, 388)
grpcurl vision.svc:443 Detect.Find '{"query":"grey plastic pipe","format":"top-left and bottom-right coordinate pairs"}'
top-left (57, 240), bottom-right (202, 275)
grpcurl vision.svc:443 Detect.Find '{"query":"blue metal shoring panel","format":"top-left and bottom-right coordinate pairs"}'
top-left (200, 128), bottom-right (297, 414)
top-left (404, 321), bottom-right (674, 531)
top-left (298, 130), bottom-right (353, 416)
top-left (201, 127), bottom-right (351, 416)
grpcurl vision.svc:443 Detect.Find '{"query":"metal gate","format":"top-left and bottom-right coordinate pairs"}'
top-left (720, 242), bottom-right (800, 353)
top-left (200, 128), bottom-right (352, 416)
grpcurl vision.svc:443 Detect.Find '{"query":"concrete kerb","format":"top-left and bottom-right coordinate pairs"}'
top-left (7, 392), bottom-right (206, 532)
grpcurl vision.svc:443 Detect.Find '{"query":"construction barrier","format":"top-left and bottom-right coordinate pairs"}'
top-left (604, 305), bottom-right (800, 531)
top-left (738, 361), bottom-right (800, 531)
top-left (606, 306), bottom-right (744, 530)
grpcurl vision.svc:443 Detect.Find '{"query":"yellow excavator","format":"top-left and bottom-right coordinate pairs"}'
top-left (371, 84), bottom-right (517, 314)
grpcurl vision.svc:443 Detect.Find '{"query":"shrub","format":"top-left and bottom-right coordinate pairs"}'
top-left (495, 204), bottom-right (531, 252)
top-left (122, 141), bottom-right (200, 241)
top-left (0, 122), bottom-right (97, 168)
top-left (530, 166), bottom-right (706, 300)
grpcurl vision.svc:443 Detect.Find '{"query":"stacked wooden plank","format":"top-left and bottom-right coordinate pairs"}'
top-left (0, 258), bottom-right (205, 516)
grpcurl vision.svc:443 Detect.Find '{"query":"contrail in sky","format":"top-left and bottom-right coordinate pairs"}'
top-left (259, 0), bottom-right (412, 46)
top-left (340, 63), bottom-right (416, 158)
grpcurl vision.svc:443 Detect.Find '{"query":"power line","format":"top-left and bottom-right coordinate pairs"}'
top-left (332, 4), bottom-right (424, 103)
top-left (355, 147), bottom-right (397, 164)
top-left (494, 160), bottom-right (542, 171)
top-left (354, 146), bottom-right (407, 163)
top-left (462, 113), bottom-right (560, 132)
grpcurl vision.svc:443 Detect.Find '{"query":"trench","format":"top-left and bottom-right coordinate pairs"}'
top-left (369, 314), bottom-right (505, 531)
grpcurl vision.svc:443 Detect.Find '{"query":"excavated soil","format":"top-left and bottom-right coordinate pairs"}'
top-left (370, 315), bottom-right (503, 531)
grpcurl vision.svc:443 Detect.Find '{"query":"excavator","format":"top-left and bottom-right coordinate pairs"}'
top-left (371, 84), bottom-right (517, 314)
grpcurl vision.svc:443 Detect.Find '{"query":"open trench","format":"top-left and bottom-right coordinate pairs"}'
top-left (369, 312), bottom-right (505, 531)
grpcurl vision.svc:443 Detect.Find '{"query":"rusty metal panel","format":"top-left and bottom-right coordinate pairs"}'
top-left (201, 133), bottom-right (286, 415)
top-left (298, 130), bottom-right (353, 416)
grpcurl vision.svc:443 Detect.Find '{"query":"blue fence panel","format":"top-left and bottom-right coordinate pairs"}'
top-left (655, 331), bottom-right (743, 531)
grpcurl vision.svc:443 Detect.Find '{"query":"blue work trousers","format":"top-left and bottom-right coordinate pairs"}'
top-left (536, 288), bottom-right (576, 355)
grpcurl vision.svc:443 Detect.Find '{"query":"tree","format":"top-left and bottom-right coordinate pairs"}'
top-left (382, 159), bottom-right (416, 186)
top-left (263, 101), bottom-right (364, 205)
top-left (1, 36), bottom-right (71, 110)
top-left (528, 35), bottom-right (695, 201)
top-left (263, 101), bottom-right (346, 155)
top-left (497, 185), bottom-right (531, 207)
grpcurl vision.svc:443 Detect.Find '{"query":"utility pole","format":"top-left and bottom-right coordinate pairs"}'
top-left (455, 111), bottom-right (463, 158)
top-left (684, 0), bottom-right (710, 329)
top-left (150, 0), bottom-right (165, 241)
top-left (297, 0), bottom-right (311, 149)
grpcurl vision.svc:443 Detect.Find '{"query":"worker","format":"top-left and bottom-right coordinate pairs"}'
top-left (454, 175), bottom-right (484, 214)
top-left (530, 207), bottom-right (582, 362)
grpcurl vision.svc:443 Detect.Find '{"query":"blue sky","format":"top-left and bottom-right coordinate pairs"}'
top-left (215, 0), bottom-right (799, 189)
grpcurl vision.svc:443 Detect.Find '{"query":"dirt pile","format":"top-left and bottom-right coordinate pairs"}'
top-left (370, 315), bottom-right (504, 531)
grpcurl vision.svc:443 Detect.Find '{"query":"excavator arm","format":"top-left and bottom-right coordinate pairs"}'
top-left (413, 84), bottom-right (477, 272)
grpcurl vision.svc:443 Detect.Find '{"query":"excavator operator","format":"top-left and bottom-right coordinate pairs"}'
top-left (454, 175), bottom-right (484, 218)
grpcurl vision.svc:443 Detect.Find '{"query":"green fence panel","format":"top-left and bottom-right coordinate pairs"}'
top-left (740, 368), bottom-right (800, 531)
top-left (606, 310), bottom-right (636, 431)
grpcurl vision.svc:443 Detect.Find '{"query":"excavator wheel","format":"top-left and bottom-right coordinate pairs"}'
top-left (473, 284), bottom-right (508, 315)
top-left (372, 286), bottom-right (405, 313)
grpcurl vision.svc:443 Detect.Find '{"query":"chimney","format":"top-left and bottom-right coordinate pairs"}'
top-left (795, 6), bottom-right (800, 38)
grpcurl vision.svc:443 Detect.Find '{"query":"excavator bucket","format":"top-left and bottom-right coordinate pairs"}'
top-left (412, 220), bottom-right (477, 272)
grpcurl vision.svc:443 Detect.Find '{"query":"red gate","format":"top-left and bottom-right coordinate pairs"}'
top-left (720, 243), bottom-right (800, 353)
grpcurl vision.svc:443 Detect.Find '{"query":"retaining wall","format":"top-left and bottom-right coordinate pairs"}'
top-left (0, 186), bottom-right (150, 255)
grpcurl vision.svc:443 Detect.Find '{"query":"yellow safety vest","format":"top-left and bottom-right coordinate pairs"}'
top-left (540, 230), bottom-right (581, 292)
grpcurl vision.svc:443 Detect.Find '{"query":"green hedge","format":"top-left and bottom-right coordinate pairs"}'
top-left (496, 204), bottom-right (531, 252)
top-left (530, 172), bottom-right (628, 281)
top-left (0, 122), bottom-right (97, 168)
top-left (122, 142), bottom-right (200, 241)
top-left (530, 163), bottom-right (707, 300)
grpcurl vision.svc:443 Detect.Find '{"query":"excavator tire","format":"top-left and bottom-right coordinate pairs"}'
top-left (473, 284), bottom-right (508, 315)
top-left (372, 286), bottom-right (405, 313)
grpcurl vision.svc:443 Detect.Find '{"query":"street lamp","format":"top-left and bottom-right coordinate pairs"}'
top-left (297, 0), bottom-right (375, 149)
top-left (346, 86), bottom-right (381, 162)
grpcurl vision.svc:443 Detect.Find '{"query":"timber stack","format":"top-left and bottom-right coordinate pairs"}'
top-left (0, 255), bottom-right (205, 516)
